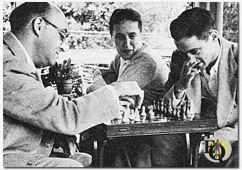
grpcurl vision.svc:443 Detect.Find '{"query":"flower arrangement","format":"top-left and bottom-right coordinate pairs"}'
top-left (49, 58), bottom-right (79, 83)
top-left (48, 58), bottom-right (82, 94)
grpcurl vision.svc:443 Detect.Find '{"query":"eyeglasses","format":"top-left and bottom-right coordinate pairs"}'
top-left (42, 17), bottom-right (69, 41)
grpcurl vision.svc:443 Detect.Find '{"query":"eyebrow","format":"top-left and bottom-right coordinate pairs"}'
top-left (115, 33), bottom-right (124, 36)
top-left (186, 48), bottom-right (201, 54)
top-left (129, 32), bottom-right (137, 36)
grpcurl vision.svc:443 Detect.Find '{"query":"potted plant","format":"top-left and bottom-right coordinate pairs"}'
top-left (48, 58), bottom-right (82, 95)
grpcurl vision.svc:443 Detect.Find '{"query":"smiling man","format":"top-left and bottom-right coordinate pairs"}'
top-left (86, 8), bottom-right (182, 168)
top-left (164, 7), bottom-right (238, 167)
top-left (87, 8), bottom-right (169, 107)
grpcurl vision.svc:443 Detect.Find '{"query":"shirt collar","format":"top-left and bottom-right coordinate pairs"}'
top-left (120, 57), bottom-right (130, 66)
top-left (11, 32), bottom-right (36, 68)
top-left (119, 42), bottom-right (148, 64)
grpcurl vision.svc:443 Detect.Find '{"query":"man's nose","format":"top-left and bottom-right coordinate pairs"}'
top-left (187, 53), bottom-right (197, 61)
top-left (123, 37), bottom-right (132, 49)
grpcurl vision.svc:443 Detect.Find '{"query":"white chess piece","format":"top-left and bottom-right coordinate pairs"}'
top-left (140, 106), bottom-right (146, 122)
top-left (134, 108), bottom-right (141, 122)
top-left (122, 108), bottom-right (130, 123)
top-left (148, 106), bottom-right (155, 120)
top-left (130, 109), bottom-right (135, 123)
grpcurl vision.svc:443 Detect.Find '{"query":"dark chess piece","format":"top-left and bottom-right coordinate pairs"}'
top-left (175, 107), bottom-right (181, 121)
top-left (153, 100), bottom-right (157, 115)
top-left (180, 102), bottom-right (187, 121)
top-left (160, 99), bottom-right (165, 119)
top-left (166, 99), bottom-right (173, 121)
top-left (157, 101), bottom-right (161, 119)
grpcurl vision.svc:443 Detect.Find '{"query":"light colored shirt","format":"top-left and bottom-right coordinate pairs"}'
top-left (118, 57), bottom-right (131, 78)
top-left (200, 41), bottom-right (222, 99)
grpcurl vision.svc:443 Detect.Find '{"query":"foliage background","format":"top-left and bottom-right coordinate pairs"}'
top-left (222, 2), bottom-right (239, 43)
top-left (3, 2), bottom-right (239, 51)
top-left (2, 2), bottom-right (239, 89)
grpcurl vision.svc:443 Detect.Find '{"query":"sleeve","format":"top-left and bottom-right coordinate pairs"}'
top-left (3, 69), bottom-right (119, 135)
top-left (214, 122), bottom-right (238, 144)
top-left (86, 56), bottom-right (119, 93)
top-left (117, 53), bottom-right (156, 88)
top-left (86, 69), bottom-right (107, 93)
top-left (101, 56), bottom-right (119, 84)
top-left (164, 50), bottom-right (185, 99)
top-left (164, 51), bottom-right (195, 112)
top-left (164, 50), bottom-right (187, 91)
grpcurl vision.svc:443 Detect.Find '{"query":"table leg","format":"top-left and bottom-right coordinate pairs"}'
top-left (192, 138), bottom-right (201, 167)
top-left (93, 140), bottom-right (107, 167)
top-left (185, 133), bottom-right (192, 167)
top-left (98, 140), bottom-right (107, 167)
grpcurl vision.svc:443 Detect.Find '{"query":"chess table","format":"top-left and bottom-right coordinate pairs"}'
top-left (79, 118), bottom-right (217, 167)
top-left (61, 94), bottom-right (217, 167)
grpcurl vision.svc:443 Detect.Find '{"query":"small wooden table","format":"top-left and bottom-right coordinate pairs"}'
top-left (79, 118), bottom-right (217, 167)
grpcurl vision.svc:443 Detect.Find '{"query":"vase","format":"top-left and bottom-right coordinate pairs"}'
top-left (56, 79), bottom-right (74, 94)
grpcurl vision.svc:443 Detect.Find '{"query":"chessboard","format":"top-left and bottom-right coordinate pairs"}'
top-left (106, 118), bottom-right (217, 138)
top-left (104, 98), bottom-right (217, 138)
top-left (111, 98), bottom-right (194, 126)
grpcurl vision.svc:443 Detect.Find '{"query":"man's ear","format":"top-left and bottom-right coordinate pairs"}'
top-left (110, 35), bottom-right (115, 45)
top-left (209, 29), bottom-right (218, 41)
top-left (32, 17), bottom-right (45, 36)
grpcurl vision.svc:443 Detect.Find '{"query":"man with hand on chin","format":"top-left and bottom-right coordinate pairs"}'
top-left (164, 7), bottom-right (238, 167)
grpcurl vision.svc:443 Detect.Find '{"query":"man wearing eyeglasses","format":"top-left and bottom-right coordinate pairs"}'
top-left (3, 2), bottom-right (144, 167)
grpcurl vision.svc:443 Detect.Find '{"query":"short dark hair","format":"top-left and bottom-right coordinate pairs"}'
top-left (9, 2), bottom-right (52, 33)
top-left (170, 7), bottom-right (215, 41)
top-left (109, 8), bottom-right (142, 36)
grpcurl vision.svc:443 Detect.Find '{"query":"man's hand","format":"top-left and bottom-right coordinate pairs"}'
top-left (93, 68), bottom-right (102, 80)
top-left (111, 81), bottom-right (144, 109)
top-left (175, 56), bottom-right (203, 99)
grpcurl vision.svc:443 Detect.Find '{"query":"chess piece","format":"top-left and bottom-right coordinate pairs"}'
top-left (160, 99), bottom-right (165, 119)
top-left (166, 99), bottom-right (173, 121)
top-left (180, 102), bottom-right (187, 121)
top-left (153, 100), bottom-right (157, 112)
top-left (122, 108), bottom-right (130, 123)
top-left (153, 100), bottom-right (157, 118)
top-left (130, 109), bottom-right (135, 123)
top-left (134, 108), bottom-right (141, 122)
top-left (175, 107), bottom-right (181, 121)
top-left (140, 106), bottom-right (146, 122)
top-left (186, 100), bottom-right (193, 121)
top-left (147, 105), bottom-right (155, 120)
top-left (155, 101), bottom-right (161, 120)
top-left (140, 106), bottom-right (146, 117)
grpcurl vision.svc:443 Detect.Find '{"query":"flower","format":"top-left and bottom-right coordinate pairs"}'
top-left (48, 58), bottom-right (80, 84)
